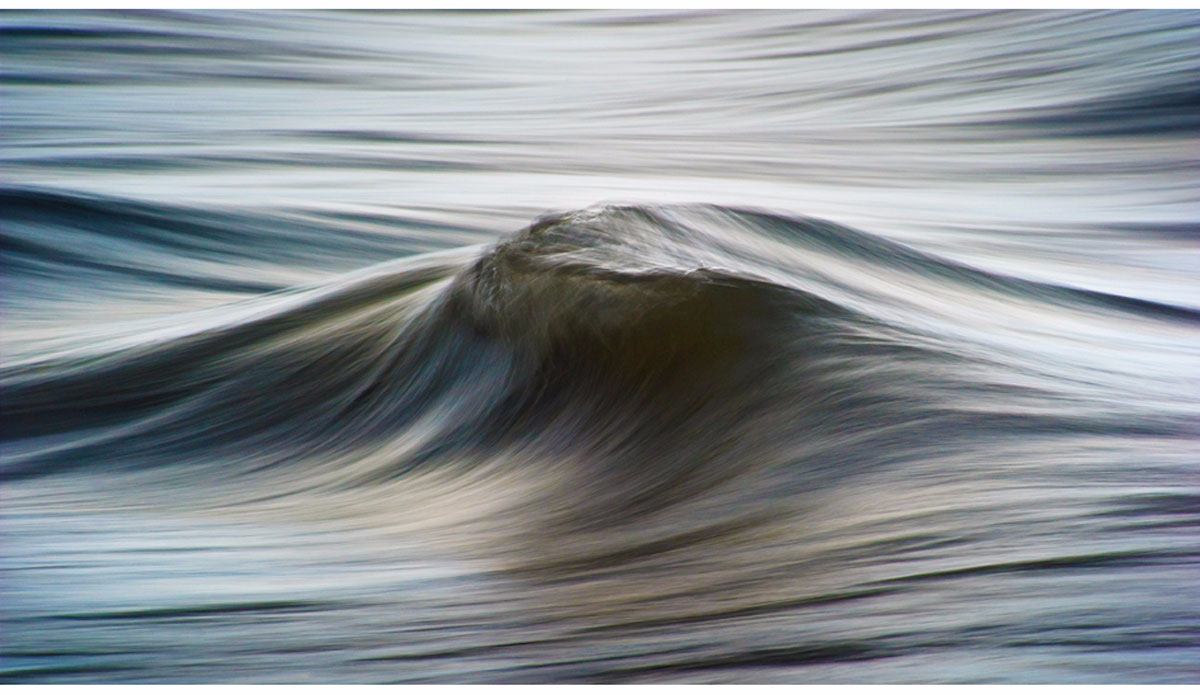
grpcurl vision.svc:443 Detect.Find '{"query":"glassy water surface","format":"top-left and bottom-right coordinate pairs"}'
top-left (2, 10), bottom-right (1199, 683)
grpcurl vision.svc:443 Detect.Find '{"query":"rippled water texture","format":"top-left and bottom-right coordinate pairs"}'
top-left (3, 10), bottom-right (1200, 684)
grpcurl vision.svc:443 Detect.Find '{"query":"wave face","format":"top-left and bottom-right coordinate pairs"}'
top-left (3, 10), bottom-right (1200, 684)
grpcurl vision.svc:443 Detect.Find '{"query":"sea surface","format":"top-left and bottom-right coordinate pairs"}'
top-left (2, 10), bottom-right (1199, 684)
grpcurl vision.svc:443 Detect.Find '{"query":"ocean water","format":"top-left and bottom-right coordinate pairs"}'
top-left (2, 9), bottom-right (1199, 684)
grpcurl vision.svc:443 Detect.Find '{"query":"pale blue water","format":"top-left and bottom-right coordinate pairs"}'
top-left (2, 10), bottom-right (1199, 683)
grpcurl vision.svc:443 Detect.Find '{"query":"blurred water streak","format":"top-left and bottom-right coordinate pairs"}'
top-left (2, 10), bottom-right (1200, 684)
